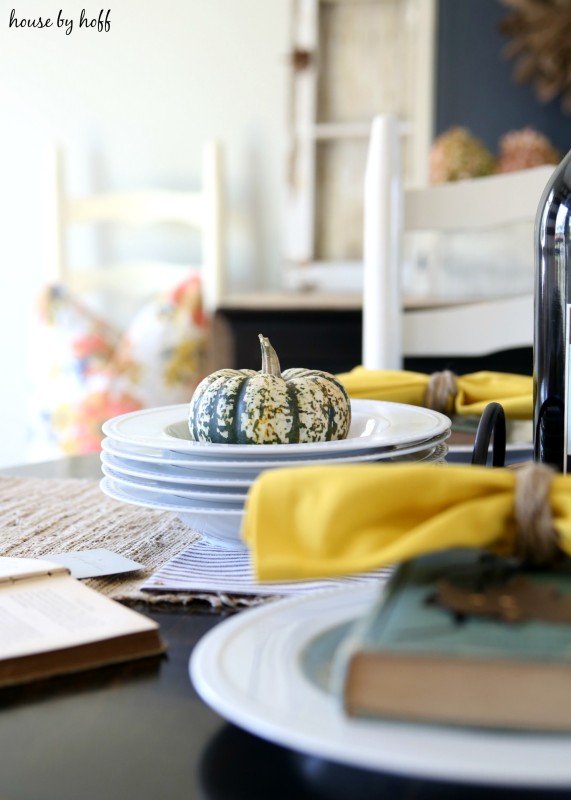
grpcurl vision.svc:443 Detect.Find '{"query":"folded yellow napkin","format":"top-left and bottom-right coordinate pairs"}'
top-left (243, 463), bottom-right (571, 582)
top-left (337, 367), bottom-right (532, 420)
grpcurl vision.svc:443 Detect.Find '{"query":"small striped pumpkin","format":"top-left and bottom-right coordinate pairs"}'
top-left (188, 334), bottom-right (351, 444)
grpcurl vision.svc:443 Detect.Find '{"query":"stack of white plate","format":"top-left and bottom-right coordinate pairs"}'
top-left (100, 399), bottom-right (451, 548)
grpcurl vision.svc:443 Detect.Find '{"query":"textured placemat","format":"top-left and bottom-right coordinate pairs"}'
top-left (0, 475), bottom-right (265, 610)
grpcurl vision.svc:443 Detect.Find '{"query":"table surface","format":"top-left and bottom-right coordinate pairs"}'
top-left (0, 455), bottom-right (564, 800)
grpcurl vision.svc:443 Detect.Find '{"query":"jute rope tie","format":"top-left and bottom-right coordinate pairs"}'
top-left (513, 462), bottom-right (559, 565)
top-left (424, 370), bottom-right (458, 414)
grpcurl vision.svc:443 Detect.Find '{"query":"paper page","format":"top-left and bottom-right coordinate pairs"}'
top-left (38, 549), bottom-right (144, 579)
top-left (0, 556), bottom-right (68, 581)
top-left (0, 573), bottom-right (157, 660)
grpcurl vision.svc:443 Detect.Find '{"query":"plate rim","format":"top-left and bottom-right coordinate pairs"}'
top-left (101, 436), bottom-right (449, 472)
top-left (102, 400), bottom-right (451, 456)
top-left (100, 476), bottom-right (245, 516)
top-left (100, 451), bottom-right (255, 488)
top-left (101, 464), bottom-right (248, 503)
top-left (189, 583), bottom-right (571, 788)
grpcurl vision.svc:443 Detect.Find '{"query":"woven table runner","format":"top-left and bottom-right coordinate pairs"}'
top-left (0, 475), bottom-right (265, 610)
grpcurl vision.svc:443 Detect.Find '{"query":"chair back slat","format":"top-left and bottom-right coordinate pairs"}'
top-left (362, 114), bottom-right (550, 370)
top-left (53, 140), bottom-right (225, 315)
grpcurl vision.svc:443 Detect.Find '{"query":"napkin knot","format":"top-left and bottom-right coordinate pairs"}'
top-left (514, 462), bottom-right (559, 565)
top-left (424, 370), bottom-right (458, 414)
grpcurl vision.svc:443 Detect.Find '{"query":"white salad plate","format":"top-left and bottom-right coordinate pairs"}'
top-left (101, 435), bottom-right (410, 463)
top-left (101, 429), bottom-right (450, 469)
top-left (101, 439), bottom-right (448, 474)
top-left (190, 583), bottom-right (571, 788)
top-left (101, 451), bottom-right (256, 488)
top-left (101, 440), bottom-right (448, 486)
top-left (101, 464), bottom-right (248, 503)
top-left (101, 443), bottom-right (447, 493)
top-left (102, 400), bottom-right (451, 457)
top-left (100, 477), bottom-right (245, 548)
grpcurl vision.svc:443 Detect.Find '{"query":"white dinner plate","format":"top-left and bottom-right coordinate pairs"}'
top-left (101, 434), bottom-right (411, 463)
top-left (190, 583), bottom-right (571, 788)
top-left (101, 439), bottom-right (447, 474)
top-left (101, 464), bottom-right (248, 503)
top-left (100, 476), bottom-right (245, 548)
top-left (101, 440), bottom-right (448, 489)
top-left (101, 430), bottom-right (450, 470)
top-left (102, 400), bottom-right (450, 457)
top-left (101, 451), bottom-right (255, 488)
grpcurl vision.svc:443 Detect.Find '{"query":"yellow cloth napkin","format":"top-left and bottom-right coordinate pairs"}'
top-left (243, 464), bottom-right (571, 582)
top-left (337, 367), bottom-right (532, 420)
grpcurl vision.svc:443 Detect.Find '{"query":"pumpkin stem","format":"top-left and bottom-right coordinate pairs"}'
top-left (258, 334), bottom-right (282, 376)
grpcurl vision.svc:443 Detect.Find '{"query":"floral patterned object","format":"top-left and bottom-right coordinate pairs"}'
top-left (28, 276), bottom-right (209, 458)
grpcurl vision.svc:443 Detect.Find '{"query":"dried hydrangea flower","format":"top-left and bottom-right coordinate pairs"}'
top-left (429, 127), bottom-right (496, 184)
top-left (497, 127), bottom-right (560, 173)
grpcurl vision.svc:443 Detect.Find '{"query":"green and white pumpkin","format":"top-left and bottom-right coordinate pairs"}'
top-left (188, 334), bottom-right (351, 444)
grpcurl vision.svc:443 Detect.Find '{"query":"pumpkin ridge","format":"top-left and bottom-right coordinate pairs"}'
top-left (285, 380), bottom-right (300, 443)
top-left (321, 377), bottom-right (343, 439)
top-left (233, 374), bottom-right (254, 444)
top-left (238, 374), bottom-right (293, 444)
top-left (204, 374), bottom-right (230, 442)
top-left (189, 373), bottom-right (219, 440)
top-left (207, 373), bottom-right (241, 442)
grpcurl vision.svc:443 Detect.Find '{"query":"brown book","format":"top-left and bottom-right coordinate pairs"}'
top-left (337, 549), bottom-right (571, 731)
top-left (0, 556), bottom-right (165, 688)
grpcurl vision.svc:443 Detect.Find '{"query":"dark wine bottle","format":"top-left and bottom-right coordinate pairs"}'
top-left (534, 149), bottom-right (571, 471)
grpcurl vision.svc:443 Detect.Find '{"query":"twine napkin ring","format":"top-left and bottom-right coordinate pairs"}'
top-left (424, 370), bottom-right (458, 414)
top-left (513, 462), bottom-right (559, 565)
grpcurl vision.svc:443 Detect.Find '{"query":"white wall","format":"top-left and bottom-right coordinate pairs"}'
top-left (0, 0), bottom-right (291, 466)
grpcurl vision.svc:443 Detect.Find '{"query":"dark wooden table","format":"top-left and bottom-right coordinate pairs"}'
top-left (0, 456), bottom-right (567, 800)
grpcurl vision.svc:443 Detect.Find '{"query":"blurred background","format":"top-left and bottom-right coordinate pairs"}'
top-left (1, 0), bottom-right (570, 467)
top-left (1, 0), bottom-right (290, 465)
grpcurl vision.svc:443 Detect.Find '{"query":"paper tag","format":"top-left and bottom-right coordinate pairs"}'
top-left (39, 549), bottom-right (144, 579)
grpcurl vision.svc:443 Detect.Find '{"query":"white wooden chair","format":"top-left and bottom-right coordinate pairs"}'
top-left (362, 115), bottom-right (555, 370)
top-left (44, 140), bottom-right (225, 318)
top-left (27, 142), bottom-right (228, 460)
